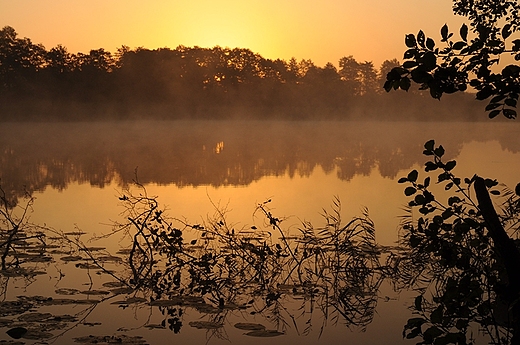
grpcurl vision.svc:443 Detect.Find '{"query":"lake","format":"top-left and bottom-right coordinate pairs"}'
top-left (0, 120), bottom-right (519, 345)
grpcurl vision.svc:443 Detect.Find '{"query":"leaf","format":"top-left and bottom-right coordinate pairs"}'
top-left (434, 145), bottom-right (445, 157)
top-left (398, 177), bottom-right (408, 183)
top-left (430, 306), bottom-right (444, 324)
top-left (423, 52), bottom-right (437, 71)
top-left (460, 23), bottom-right (468, 41)
top-left (400, 77), bottom-right (411, 91)
top-left (441, 24), bottom-right (449, 41)
top-left (423, 326), bottom-right (443, 340)
top-left (424, 176), bottom-right (431, 188)
top-left (405, 34), bottom-right (417, 48)
top-left (414, 295), bottom-right (423, 311)
top-left (476, 87), bottom-right (494, 100)
top-left (403, 61), bottom-right (418, 69)
top-left (484, 178), bottom-right (498, 188)
top-left (426, 38), bottom-right (435, 50)
top-left (404, 48), bottom-right (417, 59)
top-left (502, 24), bottom-right (512, 39)
top-left (407, 169), bottom-right (419, 183)
top-left (405, 187), bottom-right (417, 196)
top-left (503, 108), bottom-right (517, 119)
top-left (488, 109), bottom-right (501, 119)
top-left (417, 30), bottom-right (425, 47)
top-left (444, 160), bottom-right (456, 171)
top-left (425, 161), bottom-right (438, 172)
top-left (424, 139), bottom-right (435, 151)
top-left (452, 41), bottom-right (466, 50)
top-left (485, 103), bottom-right (501, 111)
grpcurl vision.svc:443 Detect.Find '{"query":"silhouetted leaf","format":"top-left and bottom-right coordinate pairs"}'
top-left (400, 77), bottom-right (411, 90)
top-left (488, 109), bottom-right (501, 118)
top-left (426, 38), bottom-right (435, 50)
top-left (417, 30), bottom-right (425, 47)
top-left (503, 109), bottom-right (517, 119)
top-left (407, 170), bottom-right (419, 183)
top-left (405, 34), bottom-right (417, 48)
top-left (434, 145), bottom-right (445, 157)
top-left (424, 140), bottom-right (435, 151)
top-left (441, 24), bottom-right (449, 41)
top-left (452, 41), bottom-right (466, 50)
top-left (414, 295), bottom-right (423, 311)
top-left (502, 24), bottom-right (512, 39)
top-left (460, 23), bottom-right (468, 41)
top-left (485, 103), bottom-right (501, 111)
top-left (405, 187), bottom-right (417, 196)
top-left (425, 161), bottom-right (438, 172)
top-left (423, 52), bottom-right (437, 71)
top-left (445, 160), bottom-right (456, 171)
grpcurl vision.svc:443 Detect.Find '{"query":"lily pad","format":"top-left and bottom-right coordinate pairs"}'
top-left (80, 290), bottom-right (110, 296)
top-left (244, 329), bottom-right (284, 337)
top-left (60, 256), bottom-right (84, 262)
top-left (96, 256), bottom-right (122, 263)
top-left (189, 321), bottom-right (223, 329)
top-left (55, 288), bottom-right (80, 295)
top-left (73, 334), bottom-right (148, 344)
top-left (22, 330), bottom-right (54, 340)
top-left (64, 231), bottom-right (87, 236)
top-left (111, 297), bottom-right (147, 305)
top-left (79, 247), bottom-right (106, 252)
top-left (102, 281), bottom-right (126, 288)
top-left (18, 312), bottom-right (53, 322)
top-left (110, 287), bottom-right (134, 295)
top-left (75, 263), bottom-right (99, 269)
top-left (234, 323), bottom-right (266, 331)
top-left (6, 327), bottom-right (27, 339)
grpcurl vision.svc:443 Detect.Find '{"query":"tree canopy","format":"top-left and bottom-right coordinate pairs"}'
top-left (385, 0), bottom-right (520, 119)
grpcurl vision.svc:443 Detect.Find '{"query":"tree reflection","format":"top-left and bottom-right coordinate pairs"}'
top-left (1, 141), bottom-right (520, 344)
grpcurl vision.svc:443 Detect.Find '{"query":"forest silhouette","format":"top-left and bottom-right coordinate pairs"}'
top-left (0, 26), bottom-right (483, 121)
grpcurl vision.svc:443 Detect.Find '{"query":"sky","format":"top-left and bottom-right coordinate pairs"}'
top-left (0, 0), bottom-right (464, 68)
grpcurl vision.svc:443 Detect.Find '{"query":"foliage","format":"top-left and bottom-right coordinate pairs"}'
top-left (0, 25), bottom-right (427, 120)
top-left (111, 182), bottom-right (389, 335)
top-left (394, 140), bottom-right (520, 344)
top-left (385, 0), bottom-right (520, 119)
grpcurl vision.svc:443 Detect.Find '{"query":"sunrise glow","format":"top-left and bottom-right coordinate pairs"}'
top-left (0, 0), bottom-right (463, 67)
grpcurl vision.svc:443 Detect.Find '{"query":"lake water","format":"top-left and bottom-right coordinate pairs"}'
top-left (0, 120), bottom-right (519, 345)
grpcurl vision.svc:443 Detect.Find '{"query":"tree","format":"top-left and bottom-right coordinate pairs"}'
top-left (384, 1), bottom-right (520, 343)
top-left (385, 0), bottom-right (520, 119)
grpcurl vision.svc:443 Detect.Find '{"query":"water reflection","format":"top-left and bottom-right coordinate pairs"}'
top-left (0, 182), bottom-right (395, 344)
top-left (2, 121), bottom-right (520, 344)
top-left (0, 121), bottom-right (519, 205)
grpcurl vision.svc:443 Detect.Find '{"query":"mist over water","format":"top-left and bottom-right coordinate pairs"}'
top-left (1, 120), bottom-right (518, 196)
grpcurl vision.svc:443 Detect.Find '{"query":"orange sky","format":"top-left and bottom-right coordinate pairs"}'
top-left (0, 0), bottom-right (463, 68)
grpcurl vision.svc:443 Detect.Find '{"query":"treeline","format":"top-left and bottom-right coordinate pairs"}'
top-left (0, 26), bottom-right (479, 121)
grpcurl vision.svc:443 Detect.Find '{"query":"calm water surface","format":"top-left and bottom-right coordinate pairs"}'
top-left (0, 120), bottom-right (519, 344)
